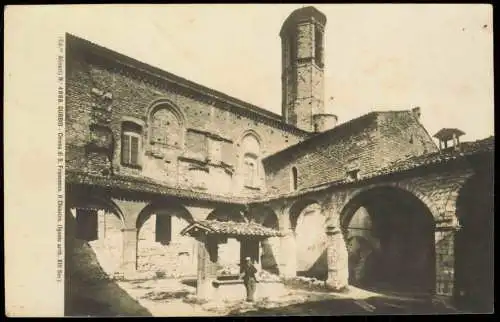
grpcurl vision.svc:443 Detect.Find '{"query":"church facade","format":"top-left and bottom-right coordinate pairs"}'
top-left (65, 6), bottom-right (494, 312)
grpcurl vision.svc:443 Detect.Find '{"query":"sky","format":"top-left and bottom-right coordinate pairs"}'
top-left (13, 4), bottom-right (495, 141)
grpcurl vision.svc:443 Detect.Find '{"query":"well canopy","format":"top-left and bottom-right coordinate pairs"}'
top-left (180, 220), bottom-right (283, 238)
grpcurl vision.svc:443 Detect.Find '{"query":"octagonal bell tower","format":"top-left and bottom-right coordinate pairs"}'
top-left (280, 6), bottom-right (335, 133)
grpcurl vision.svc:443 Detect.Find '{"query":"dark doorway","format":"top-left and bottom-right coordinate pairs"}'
top-left (341, 187), bottom-right (436, 294)
top-left (455, 170), bottom-right (494, 313)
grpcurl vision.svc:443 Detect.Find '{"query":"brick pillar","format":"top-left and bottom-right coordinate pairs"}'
top-left (325, 225), bottom-right (349, 291)
top-left (279, 229), bottom-right (296, 278)
top-left (196, 234), bottom-right (219, 300)
top-left (120, 228), bottom-right (138, 276)
top-left (435, 227), bottom-right (456, 297)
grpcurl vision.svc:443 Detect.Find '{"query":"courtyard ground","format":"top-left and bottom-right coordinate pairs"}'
top-left (68, 275), bottom-right (464, 316)
top-left (66, 238), bottom-right (464, 317)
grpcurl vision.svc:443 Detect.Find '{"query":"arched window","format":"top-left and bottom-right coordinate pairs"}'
top-left (121, 121), bottom-right (142, 167)
top-left (241, 134), bottom-right (261, 189)
top-left (150, 106), bottom-right (182, 148)
top-left (291, 166), bottom-right (298, 191)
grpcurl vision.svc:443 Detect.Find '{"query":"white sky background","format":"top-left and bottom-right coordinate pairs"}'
top-left (9, 4), bottom-right (495, 141)
top-left (55, 4), bottom-right (493, 142)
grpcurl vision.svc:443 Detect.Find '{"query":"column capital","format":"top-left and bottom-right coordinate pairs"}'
top-left (282, 228), bottom-right (294, 237)
top-left (435, 217), bottom-right (461, 232)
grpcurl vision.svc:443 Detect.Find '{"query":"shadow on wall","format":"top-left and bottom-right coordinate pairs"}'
top-left (65, 210), bottom-right (152, 317)
top-left (261, 239), bottom-right (280, 275)
top-left (297, 249), bottom-right (328, 281)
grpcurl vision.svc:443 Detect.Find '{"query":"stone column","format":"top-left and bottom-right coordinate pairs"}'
top-left (279, 229), bottom-right (297, 278)
top-left (196, 234), bottom-right (219, 300)
top-left (120, 228), bottom-right (138, 276)
top-left (325, 225), bottom-right (349, 291)
top-left (435, 226), bottom-right (457, 297)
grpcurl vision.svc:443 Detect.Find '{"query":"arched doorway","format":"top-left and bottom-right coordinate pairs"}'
top-left (249, 205), bottom-right (280, 275)
top-left (136, 200), bottom-right (195, 277)
top-left (455, 169), bottom-right (494, 313)
top-left (340, 187), bottom-right (436, 294)
top-left (290, 199), bottom-right (327, 280)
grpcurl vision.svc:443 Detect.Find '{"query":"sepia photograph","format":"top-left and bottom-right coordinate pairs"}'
top-left (5, 4), bottom-right (494, 317)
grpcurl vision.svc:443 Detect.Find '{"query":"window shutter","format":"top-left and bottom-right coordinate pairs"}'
top-left (122, 134), bottom-right (130, 164)
top-left (130, 136), bottom-right (139, 165)
top-left (156, 215), bottom-right (172, 244)
top-left (76, 209), bottom-right (98, 241)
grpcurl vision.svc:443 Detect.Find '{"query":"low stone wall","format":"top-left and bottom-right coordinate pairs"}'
top-left (283, 276), bottom-right (343, 293)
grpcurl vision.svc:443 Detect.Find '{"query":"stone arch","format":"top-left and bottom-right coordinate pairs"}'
top-left (206, 205), bottom-right (247, 222)
top-left (66, 193), bottom-right (126, 275)
top-left (339, 185), bottom-right (436, 294)
top-left (289, 197), bottom-right (323, 231)
top-left (288, 197), bottom-right (327, 279)
top-left (248, 205), bottom-right (281, 275)
top-left (146, 98), bottom-right (186, 148)
top-left (443, 172), bottom-right (475, 226)
top-left (136, 198), bottom-right (194, 230)
top-left (341, 182), bottom-right (441, 225)
top-left (146, 98), bottom-right (186, 127)
top-left (248, 204), bottom-right (279, 229)
top-left (206, 205), bottom-right (247, 274)
top-left (67, 193), bottom-right (125, 227)
top-left (237, 129), bottom-right (263, 149)
top-left (135, 198), bottom-right (195, 276)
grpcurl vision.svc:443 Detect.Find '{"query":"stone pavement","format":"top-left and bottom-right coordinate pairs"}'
top-left (111, 278), bottom-right (461, 316)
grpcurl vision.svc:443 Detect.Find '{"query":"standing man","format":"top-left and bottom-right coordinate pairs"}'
top-left (240, 257), bottom-right (258, 302)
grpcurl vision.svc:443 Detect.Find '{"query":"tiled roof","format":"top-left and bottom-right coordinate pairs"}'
top-left (180, 220), bottom-right (283, 238)
top-left (433, 128), bottom-right (466, 140)
top-left (263, 111), bottom-right (380, 163)
top-left (369, 136), bottom-right (494, 176)
top-left (65, 170), bottom-right (248, 205)
top-left (255, 136), bottom-right (494, 203)
top-left (67, 136), bottom-right (493, 205)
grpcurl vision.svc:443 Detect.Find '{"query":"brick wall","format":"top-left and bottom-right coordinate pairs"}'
top-left (282, 21), bottom-right (325, 132)
top-left (65, 39), bottom-right (308, 198)
top-left (264, 111), bottom-right (439, 194)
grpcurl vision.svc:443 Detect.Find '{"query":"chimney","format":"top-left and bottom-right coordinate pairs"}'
top-left (433, 128), bottom-right (466, 152)
top-left (412, 106), bottom-right (421, 121)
